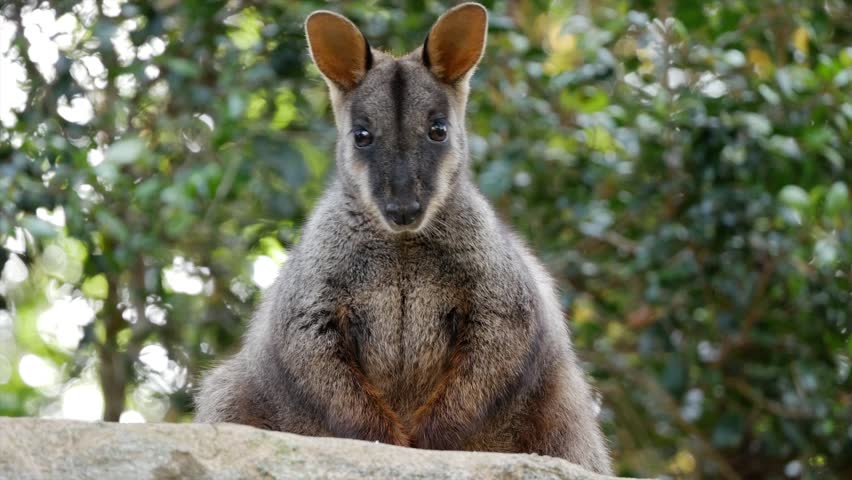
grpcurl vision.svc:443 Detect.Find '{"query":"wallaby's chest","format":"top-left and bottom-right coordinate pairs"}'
top-left (338, 241), bottom-right (473, 418)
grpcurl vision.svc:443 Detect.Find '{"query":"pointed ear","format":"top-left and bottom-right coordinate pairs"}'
top-left (422, 3), bottom-right (488, 84)
top-left (305, 11), bottom-right (373, 91)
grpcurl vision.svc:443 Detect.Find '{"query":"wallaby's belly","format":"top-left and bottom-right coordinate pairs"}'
top-left (347, 276), bottom-right (459, 422)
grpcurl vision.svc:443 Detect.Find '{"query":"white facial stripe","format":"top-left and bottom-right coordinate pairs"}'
top-left (357, 167), bottom-right (392, 230)
top-left (339, 130), bottom-right (390, 229)
top-left (416, 133), bottom-right (462, 233)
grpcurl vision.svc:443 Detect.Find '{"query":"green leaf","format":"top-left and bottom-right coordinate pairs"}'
top-left (478, 160), bottom-right (512, 198)
top-left (278, 144), bottom-right (307, 187)
top-left (166, 58), bottom-right (200, 78)
top-left (778, 185), bottom-right (809, 209)
top-left (824, 182), bottom-right (849, 215)
top-left (95, 210), bottom-right (128, 242)
top-left (105, 138), bottom-right (146, 165)
top-left (20, 216), bottom-right (57, 239)
top-left (82, 274), bottom-right (109, 299)
top-left (712, 413), bottom-right (744, 448)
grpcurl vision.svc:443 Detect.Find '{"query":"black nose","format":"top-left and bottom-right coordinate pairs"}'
top-left (385, 200), bottom-right (422, 227)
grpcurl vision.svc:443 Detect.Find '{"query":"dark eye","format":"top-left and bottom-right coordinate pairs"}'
top-left (428, 120), bottom-right (448, 142)
top-left (353, 128), bottom-right (373, 148)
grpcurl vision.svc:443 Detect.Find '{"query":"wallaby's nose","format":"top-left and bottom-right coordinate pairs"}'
top-left (385, 200), bottom-right (422, 227)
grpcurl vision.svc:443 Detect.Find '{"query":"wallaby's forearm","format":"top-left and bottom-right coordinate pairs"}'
top-left (411, 313), bottom-right (542, 449)
top-left (283, 309), bottom-right (409, 446)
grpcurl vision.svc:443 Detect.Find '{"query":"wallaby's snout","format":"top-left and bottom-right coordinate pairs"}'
top-left (386, 176), bottom-right (422, 227)
top-left (384, 162), bottom-right (423, 228)
top-left (306, 3), bottom-right (488, 233)
top-left (385, 199), bottom-right (422, 228)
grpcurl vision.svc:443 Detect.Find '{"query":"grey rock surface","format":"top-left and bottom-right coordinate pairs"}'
top-left (0, 417), bottom-right (645, 479)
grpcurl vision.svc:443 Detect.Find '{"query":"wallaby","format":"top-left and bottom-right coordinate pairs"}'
top-left (195, 3), bottom-right (611, 473)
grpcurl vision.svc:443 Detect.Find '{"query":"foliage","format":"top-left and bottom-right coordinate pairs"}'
top-left (1, 1), bottom-right (849, 478)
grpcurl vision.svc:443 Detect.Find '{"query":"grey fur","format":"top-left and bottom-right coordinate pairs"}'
top-left (195, 3), bottom-right (611, 474)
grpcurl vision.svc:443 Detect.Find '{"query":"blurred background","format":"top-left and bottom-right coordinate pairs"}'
top-left (0, 0), bottom-right (850, 478)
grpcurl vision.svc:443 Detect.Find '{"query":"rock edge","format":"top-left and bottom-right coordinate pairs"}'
top-left (0, 417), bottom-right (648, 479)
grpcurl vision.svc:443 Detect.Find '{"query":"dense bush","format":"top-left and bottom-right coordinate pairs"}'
top-left (1, 1), bottom-right (849, 478)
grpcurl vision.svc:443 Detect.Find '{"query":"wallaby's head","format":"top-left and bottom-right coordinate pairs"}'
top-left (305, 3), bottom-right (487, 233)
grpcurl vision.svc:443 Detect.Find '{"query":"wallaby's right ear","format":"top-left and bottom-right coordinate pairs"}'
top-left (422, 3), bottom-right (488, 85)
top-left (305, 11), bottom-right (372, 91)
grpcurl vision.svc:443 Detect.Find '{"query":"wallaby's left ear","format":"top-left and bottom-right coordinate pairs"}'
top-left (422, 3), bottom-right (488, 84)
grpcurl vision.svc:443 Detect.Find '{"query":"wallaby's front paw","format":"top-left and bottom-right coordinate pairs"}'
top-left (386, 423), bottom-right (411, 447)
top-left (410, 411), bottom-right (462, 450)
top-left (368, 411), bottom-right (411, 447)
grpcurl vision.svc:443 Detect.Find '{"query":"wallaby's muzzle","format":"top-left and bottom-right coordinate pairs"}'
top-left (383, 166), bottom-right (424, 229)
top-left (384, 198), bottom-right (422, 228)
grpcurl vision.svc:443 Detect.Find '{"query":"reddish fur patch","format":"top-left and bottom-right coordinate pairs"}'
top-left (411, 311), bottom-right (472, 448)
top-left (347, 362), bottom-right (410, 446)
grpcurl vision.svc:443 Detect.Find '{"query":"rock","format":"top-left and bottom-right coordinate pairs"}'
top-left (0, 417), bottom-right (644, 479)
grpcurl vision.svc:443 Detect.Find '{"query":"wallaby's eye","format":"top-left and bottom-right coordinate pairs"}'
top-left (353, 128), bottom-right (374, 148)
top-left (428, 120), bottom-right (448, 143)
